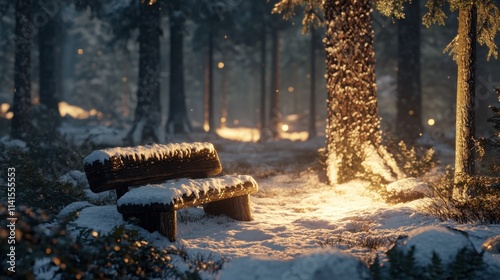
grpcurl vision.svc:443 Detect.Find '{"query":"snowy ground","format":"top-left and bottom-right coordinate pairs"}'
top-left (57, 126), bottom-right (500, 279)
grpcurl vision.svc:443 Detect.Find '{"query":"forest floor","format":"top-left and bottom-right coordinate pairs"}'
top-left (58, 125), bottom-right (500, 279)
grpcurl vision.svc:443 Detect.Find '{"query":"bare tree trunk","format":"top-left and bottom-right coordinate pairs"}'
top-left (11, 0), bottom-right (32, 140)
top-left (128, 0), bottom-right (161, 143)
top-left (166, 0), bottom-right (192, 135)
top-left (259, 21), bottom-right (267, 141)
top-left (396, 0), bottom-right (422, 144)
top-left (454, 4), bottom-right (477, 197)
top-left (324, 0), bottom-right (403, 184)
top-left (269, 27), bottom-right (281, 140)
top-left (308, 25), bottom-right (317, 139)
top-left (220, 59), bottom-right (228, 128)
top-left (39, 13), bottom-right (61, 128)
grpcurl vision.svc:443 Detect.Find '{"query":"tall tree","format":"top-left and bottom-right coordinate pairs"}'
top-left (166, 0), bottom-right (192, 134)
top-left (396, 0), bottom-right (422, 144)
top-left (421, 0), bottom-right (500, 196)
top-left (11, 0), bottom-right (32, 140)
top-left (128, 0), bottom-right (161, 143)
top-left (269, 24), bottom-right (282, 140)
top-left (308, 24), bottom-right (317, 139)
top-left (275, 0), bottom-right (404, 184)
top-left (38, 3), bottom-right (61, 128)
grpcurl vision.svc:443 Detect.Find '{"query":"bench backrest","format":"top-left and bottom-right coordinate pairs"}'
top-left (83, 142), bottom-right (222, 193)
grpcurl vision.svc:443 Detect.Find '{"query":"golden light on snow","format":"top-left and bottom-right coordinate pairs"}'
top-left (58, 101), bottom-right (103, 119)
top-left (427, 118), bottom-right (436, 126)
top-left (288, 86), bottom-right (294, 93)
top-left (77, 48), bottom-right (84, 55)
top-left (216, 127), bottom-right (308, 142)
top-left (218, 62), bottom-right (225, 69)
top-left (281, 124), bottom-right (289, 132)
top-left (408, 110), bottom-right (414, 116)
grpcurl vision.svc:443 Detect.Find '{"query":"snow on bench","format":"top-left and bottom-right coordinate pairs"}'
top-left (83, 142), bottom-right (222, 197)
top-left (82, 142), bottom-right (259, 241)
top-left (117, 175), bottom-right (258, 241)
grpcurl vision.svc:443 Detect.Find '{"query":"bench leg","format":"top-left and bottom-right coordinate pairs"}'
top-left (203, 194), bottom-right (253, 221)
top-left (122, 211), bottom-right (177, 242)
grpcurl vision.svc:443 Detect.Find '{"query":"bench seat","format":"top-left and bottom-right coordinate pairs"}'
top-left (117, 175), bottom-right (258, 241)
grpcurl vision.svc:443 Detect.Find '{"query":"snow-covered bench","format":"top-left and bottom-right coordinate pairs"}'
top-left (83, 142), bottom-right (223, 198)
top-left (83, 142), bottom-right (258, 241)
top-left (117, 175), bottom-right (258, 241)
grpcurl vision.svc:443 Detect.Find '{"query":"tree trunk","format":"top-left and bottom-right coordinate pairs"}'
top-left (166, 0), bottom-right (192, 135)
top-left (396, 0), bottom-right (422, 144)
top-left (207, 23), bottom-right (215, 133)
top-left (11, 0), bottom-right (32, 140)
top-left (259, 21), bottom-right (267, 141)
top-left (454, 4), bottom-right (477, 196)
top-left (39, 13), bottom-right (61, 128)
top-left (220, 59), bottom-right (228, 128)
top-left (308, 25), bottom-right (317, 139)
top-left (269, 27), bottom-right (281, 140)
top-left (128, 0), bottom-right (161, 143)
top-left (324, 0), bottom-right (403, 184)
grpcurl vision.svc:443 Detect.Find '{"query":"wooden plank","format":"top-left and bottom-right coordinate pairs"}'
top-left (203, 194), bottom-right (253, 221)
top-left (117, 179), bottom-right (258, 213)
top-left (83, 143), bottom-right (222, 193)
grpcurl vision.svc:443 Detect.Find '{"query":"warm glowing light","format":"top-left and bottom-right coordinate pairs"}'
top-left (59, 101), bottom-right (103, 119)
top-left (1, 103), bottom-right (12, 119)
top-left (221, 117), bottom-right (226, 124)
top-left (218, 62), bottom-right (225, 69)
top-left (282, 124), bottom-right (289, 132)
top-left (92, 231), bottom-right (98, 237)
top-left (77, 48), bottom-right (84, 55)
top-left (203, 123), bottom-right (209, 132)
top-left (408, 110), bottom-right (414, 116)
top-left (224, 35), bottom-right (228, 39)
top-left (427, 118), bottom-right (435, 126)
top-left (288, 86), bottom-right (294, 93)
top-left (5, 112), bottom-right (13, 120)
top-left (233, 119), bottom-right (239, 125)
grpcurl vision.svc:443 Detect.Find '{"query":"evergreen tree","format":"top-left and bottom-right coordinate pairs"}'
top-left (396, 0), bottom-right (423, 144)
top-left (37, 0), bottom-right (62, 129)
top-left (11, 0), bottom-right (32, 140)
top-left (165, 0), bottom-right (192, 135)
top-left (275, 0), bottom-right (404, 184)
top-left (128, 0), bottom-right (161, 143)
top-left (419, 0), bottom-right (500, 197)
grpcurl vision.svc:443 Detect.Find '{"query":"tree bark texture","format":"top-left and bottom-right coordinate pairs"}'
top-left (324, 0), bottom-right (401, 184)
top-left (454, 4), bottom-right (477, 193)
top-left (396, 0), bottom-right (422, 144)
top-left (308, 25), bottom-right (317, 139)
top-left (259, 21), bottom-right (267, 140)
top-left (269, 27), bottom-right (281, 140)
top-left (166, 1), bottom-right (192, 134)
top-left (39, 13), bottom-right (61, 127)
top-left (129, 0), bottom-right (161, 143)
top-left (12, 0), bottom-right (32, 140)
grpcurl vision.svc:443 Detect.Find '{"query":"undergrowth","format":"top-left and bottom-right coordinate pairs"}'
top-left (0, 204), bottom-right (226, 279)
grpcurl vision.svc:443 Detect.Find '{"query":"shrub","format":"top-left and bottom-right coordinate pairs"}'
top-left (0, 204), bottom-right (225, 279)
top-left (424, 167), bottom-right (500, 224)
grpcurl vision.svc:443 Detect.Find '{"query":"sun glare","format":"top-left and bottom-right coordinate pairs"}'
top-left (281, 124), bottom-right (289, 132)
top-left (58, 101), bottom-right (103, 119)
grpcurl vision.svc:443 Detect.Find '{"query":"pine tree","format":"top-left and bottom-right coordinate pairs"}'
top-left (420, 0), bottom-right (500, 197)
top-left (128, 0), bottom-right (161, 143)
top-left (396, 0), bottom-right (423, 144)
top-left (11, 0), bottom-right (32, 140)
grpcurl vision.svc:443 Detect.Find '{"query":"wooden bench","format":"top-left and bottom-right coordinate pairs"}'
top-left (83, 142), bottom-right (258, 241)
